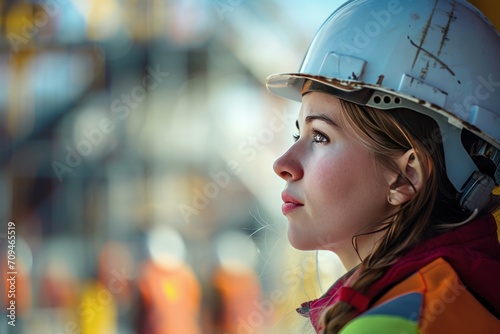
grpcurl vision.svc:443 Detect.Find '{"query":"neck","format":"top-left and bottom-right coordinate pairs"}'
top-left (334, 245), bottom-right (362, 271)
top-left (331, 229), bottom-right (388, 271)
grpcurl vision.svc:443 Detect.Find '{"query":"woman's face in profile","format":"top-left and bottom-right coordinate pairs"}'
top-left (273, 92), bottom-right (395, 252)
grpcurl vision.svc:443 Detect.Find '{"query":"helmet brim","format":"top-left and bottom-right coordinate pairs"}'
top-left (266, 72), bottom-right (500, 150)
top-left (266, 73), bottom-right (366, 103)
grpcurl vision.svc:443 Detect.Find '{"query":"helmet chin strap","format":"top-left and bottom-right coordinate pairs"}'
top-left (460, 172), bottom-right (495, 212)
top-left (460, 142), bottom-right (500, 212)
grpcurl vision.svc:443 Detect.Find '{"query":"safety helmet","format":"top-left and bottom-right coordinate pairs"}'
top-left (266, 0), bottom-right (500, 211)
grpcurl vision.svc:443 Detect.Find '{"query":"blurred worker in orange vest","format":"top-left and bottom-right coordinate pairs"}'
top-left (211, 230), bottom-right (269, 334)
top-left (135, 225), bottom-right (202, 334)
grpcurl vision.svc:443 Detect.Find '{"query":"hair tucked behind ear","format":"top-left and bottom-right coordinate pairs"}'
top-left (321, 100), bottom-right (475, 333)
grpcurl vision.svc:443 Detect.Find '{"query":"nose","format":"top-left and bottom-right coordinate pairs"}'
top-left (273, 147), bottom-right (303, 181)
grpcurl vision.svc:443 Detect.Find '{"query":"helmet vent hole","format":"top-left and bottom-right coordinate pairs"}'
top-left (373, 95), bottom-right (381, 104)
top-left (383, 96), bottom-right (391, 104)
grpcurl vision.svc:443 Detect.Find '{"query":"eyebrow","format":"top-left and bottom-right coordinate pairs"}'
top-left (296, 113), bottom-right (340, 130)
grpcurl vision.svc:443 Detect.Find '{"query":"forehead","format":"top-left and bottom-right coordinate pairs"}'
top-left (299, 92), bottom-right (343, 120)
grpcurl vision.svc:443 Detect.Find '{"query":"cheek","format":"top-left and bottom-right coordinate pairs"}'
top-left (314, 154), bottom-right (359, 186)
top-left (310, 156), bottom-right (356, 205)
top-left (313, 153), bottom-right (386, 210)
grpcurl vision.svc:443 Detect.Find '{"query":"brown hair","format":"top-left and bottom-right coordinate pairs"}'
top-left (321, 99), bottom-right (477, 333)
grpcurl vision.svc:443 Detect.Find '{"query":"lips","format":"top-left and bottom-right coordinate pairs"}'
top-left (281, 192), bottom-right (304, 215)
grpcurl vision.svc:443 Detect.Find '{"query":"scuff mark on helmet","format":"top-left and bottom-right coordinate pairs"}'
top-left (408, 37), bottom-right (456, 76)
top-left (350, 72), bottom-right (359, 80)
top-left (438, 1), bottom-right (456, 57)
top-left (411, 0), bottom-right (439, 70)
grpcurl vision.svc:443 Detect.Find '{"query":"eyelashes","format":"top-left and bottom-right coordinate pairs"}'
top-left (293, 130), bottom-right (329, 143)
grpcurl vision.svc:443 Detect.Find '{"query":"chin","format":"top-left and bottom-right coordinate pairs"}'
top-left (287, 228), bottom-right (315, 251)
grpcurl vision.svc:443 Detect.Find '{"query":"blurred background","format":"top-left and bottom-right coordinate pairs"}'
top-left (0, 0), bottom-right (349, 333)
top-left (0, 0), bottom-right (497, 333)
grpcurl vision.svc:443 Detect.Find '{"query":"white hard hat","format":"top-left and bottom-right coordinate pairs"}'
top-left (266, 0), bottom-right (500, 211)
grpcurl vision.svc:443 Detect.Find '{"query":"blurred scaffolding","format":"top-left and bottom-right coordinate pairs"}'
top-left (0, 0), bottom-right (348, 333)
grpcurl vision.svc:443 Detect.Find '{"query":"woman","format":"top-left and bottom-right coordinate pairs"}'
top-left (267, 0), bottom-right (500, 333)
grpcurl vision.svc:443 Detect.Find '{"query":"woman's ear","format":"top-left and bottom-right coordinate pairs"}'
top-left (388, 149), bottom-right (424, 206)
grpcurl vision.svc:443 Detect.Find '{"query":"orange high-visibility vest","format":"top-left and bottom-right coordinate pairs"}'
top-left (136, 260), bottom-right (202, 334)
top-left (212, 266), bottom-right (265, 334)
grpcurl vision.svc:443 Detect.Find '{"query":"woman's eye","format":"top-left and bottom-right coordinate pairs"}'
top-left (313, 131), bottom-right (328, 143)
top-left (292, 131), bottom-right (328, 143)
